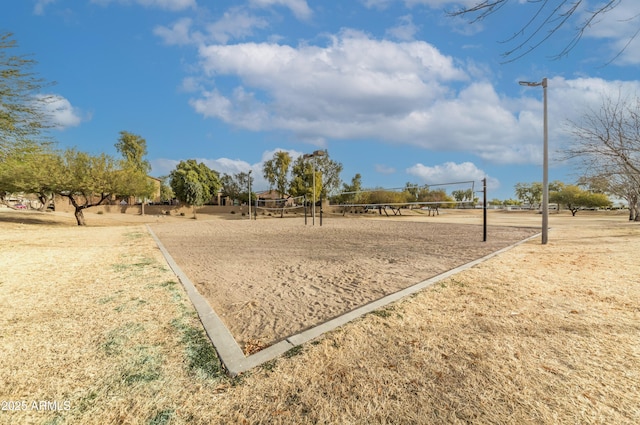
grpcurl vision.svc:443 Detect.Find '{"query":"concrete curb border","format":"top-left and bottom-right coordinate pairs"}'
top-left (147, 224), bottom-right (541, 376)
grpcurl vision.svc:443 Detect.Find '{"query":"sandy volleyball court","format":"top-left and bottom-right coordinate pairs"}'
top-left (150, 213), bottom-right (539, 351)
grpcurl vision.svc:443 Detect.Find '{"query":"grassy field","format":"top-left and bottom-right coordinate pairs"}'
top-left (0, 208), bottom-right (638, 424)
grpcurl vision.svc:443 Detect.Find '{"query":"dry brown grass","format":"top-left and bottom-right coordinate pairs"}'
top-left (0, 208), bottom-right (638, 424)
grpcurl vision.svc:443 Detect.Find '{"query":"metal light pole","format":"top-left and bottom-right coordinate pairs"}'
top-left (519, 77), bottom-right (548, 245)
top-left (303, 150), bottom-right (326, 226)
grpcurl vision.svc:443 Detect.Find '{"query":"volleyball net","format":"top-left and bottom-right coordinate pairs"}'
top-left (334, 180), bottom-right (481, 214)
top-left (254, 195), bottom-right (307, 215)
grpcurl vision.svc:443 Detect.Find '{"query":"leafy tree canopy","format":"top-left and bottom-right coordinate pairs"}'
top-left (56, 148), bottom-right (138, 225)
top-left (169, 159), bottom-right (220, 206)
top-left (115, 131), bottom-right (151, 174)
top-left (114, 131), bottom-right (154, 204)
top-left (0, 32), bottom-right (53, 157)
top-left (550, 185), bottom-right (611, 216)
top-left (263, 151), bottom-right (292, 198)
top-left (220, 171), bottom-right (253, 204)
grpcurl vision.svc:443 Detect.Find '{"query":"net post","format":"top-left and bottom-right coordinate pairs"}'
top-left (483, 178), bottom-right (487, 242)
top-left (319, 192), bottom-right (323, 226)
top-left (304, 194), bottom-right (308, 225)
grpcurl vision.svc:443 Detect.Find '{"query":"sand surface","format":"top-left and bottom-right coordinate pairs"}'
top-left (150, 212), bottom-right (539, 351)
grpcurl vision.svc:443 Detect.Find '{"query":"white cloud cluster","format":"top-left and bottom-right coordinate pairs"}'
top-left (187, 31), bottom-right (526, 161)
top-left (190, 29), bottom-right (472, 141)
top-left (386, 15), bottom-right (419, 41)
top-left (38, 94), bottom-right (85, 130)
top-left (406, 161), bottom-right (499, 190)
top-left (90, 0), bottom-right (196, 11)
top-left (184, 18), bottom-right (640, 166)
top-left (249, 0), bottom-right (312, 20)
top-left (409, 160), bottom-right (481, 182)
top-left (33, 0), bottom-right (56, 15)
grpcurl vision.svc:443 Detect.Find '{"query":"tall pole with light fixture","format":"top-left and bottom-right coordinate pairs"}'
top-left (519, 77), bottom-right (548, 245)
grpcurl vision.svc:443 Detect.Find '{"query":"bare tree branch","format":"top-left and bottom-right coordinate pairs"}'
top-left (447, 0), bottom-right (636, 64)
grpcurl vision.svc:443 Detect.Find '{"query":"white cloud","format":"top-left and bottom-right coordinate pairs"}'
top-left (375, 164), bottom-right (396, 174)
top-left (91, 0), bottom-right (196, 11)
top-left (386, 15), bottom-right (419, 41)
top-left (206, 9), bottom-right (270, 44)
top-left (360, 0), bottom-right (389, 9)
top-left (200, 157), bottom-right (253, 176)
top-left (406, 161), bottom-right (499, 190)
top-left (154, 10), bottom-right (270, 46)
top-left (38, 94), bottom-right (85, 130)
top-left (149, 158), bottom-right (179, 177)
top-left (192, 29), bottom-right (467, 134)
top-left (34, 0), bottom-right (56, 15)
top-left (154, 18), bottom-right (194, 46)
top-left (250, 0), bottom-right (312, 20)
top-left (185, 27), bottom-right (640, 167)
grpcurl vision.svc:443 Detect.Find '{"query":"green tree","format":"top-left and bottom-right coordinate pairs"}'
top-left (263, 151), bottom-right (293, 217)
top-left (368, 189), bottom-right (412, 205)
top-left (220, 171), bottom-right (253, 205)
top-left (184, 180), bottom-right (204, 219)
top-left (289, 156), bottom-right (314, 200)
top-left (420, 188), bottom-right (454, 209)
top-left (514, 182), bottom-right (543, 209)
top-left (169, 160), bottom-right (220, 218)
top-left (115, 131), bottom-right (151, 173)
top-left (550, 185), bottom-right (611, 216)
top-left (313, 152), bottom-right (343, 199)
top-left (158, 175), bottom-right (174, 203)
top-left (1, 147), bottom-right (60, 210)
top-left (290, 150), bottom-right (343, 208)
top-left (55, 149), bottom-right (133, 226)
top-left (114, 131), bottom-right (154, 214)
top-left (339, 173), bottom-right (363, 203)
top-left (0, 32), bottom-right (52, 153)
top-left (0, 32), bottom-right (55, 202)
top-left (451, 188), bottom-right (475, 207)
top-left (263, 151), bottom-right (292, 198)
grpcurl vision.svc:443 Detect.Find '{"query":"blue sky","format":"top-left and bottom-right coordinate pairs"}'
top-left (3, 0), bottom-right (640, 200)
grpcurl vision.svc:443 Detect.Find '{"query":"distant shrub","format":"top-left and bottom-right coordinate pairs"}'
top-left (97, 210), bottom-right (104, 215)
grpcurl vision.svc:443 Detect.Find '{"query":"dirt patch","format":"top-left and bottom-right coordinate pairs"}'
top-left (150, 214), bottom-right (538, 351)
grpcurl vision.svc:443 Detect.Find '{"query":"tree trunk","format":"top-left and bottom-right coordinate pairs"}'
top-left (74, 207), bottom-right (86, 226)
top-left (37, 193), bottom-right (53, 212)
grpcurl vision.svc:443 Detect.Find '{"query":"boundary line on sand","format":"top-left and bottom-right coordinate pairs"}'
top-left (147, 224), bottom-right (541, 376)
